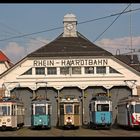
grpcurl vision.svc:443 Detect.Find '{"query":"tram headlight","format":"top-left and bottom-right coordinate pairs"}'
top-left (66, 117), bottom-right (72, 123)
top-left (7, 118), bottom-right (10, 122)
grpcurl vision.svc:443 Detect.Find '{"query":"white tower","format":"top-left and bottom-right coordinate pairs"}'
top-left (63, 13), bottom-right (77, 37)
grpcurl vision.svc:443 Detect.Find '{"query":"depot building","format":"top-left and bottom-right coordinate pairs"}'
top-left (0, 13), bottom-right (140, 127)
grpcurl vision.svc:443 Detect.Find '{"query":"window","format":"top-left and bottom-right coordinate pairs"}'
top-left (48, 105), bottom-right (51, 115)
top-left (31, 105), bottom-right (34, 115)
top-left (0, 106), bottom-right (10, 116)
top-left (74, 105), bottom-right (79, 114)
top-left (21, 107), bottom-right (24, 115)
top-left (12, 105), bottom-right (16, 115)
top-left (65, 105), bottom-right (73, 114)
top-left (60, 105), bottom-right (64, 115)
top-left (35, 67), bottom-right (45, 75)
top-left (60, 67), bottom-right (69, 75)
top-left (96, 66), bottom-right (106, 74)
top-left (35, 106), bottom-right (46, 115)
top-left (60, 67), bottom-right (81, 75)
top-left (47, 67), bottom-right (57, 75)
top-left (17, 105), bottom-right (21, 115)
top-left (97, 104), bottom-right (109, 111)
top-left (72, 67), bottom-right (81, 74)
top-left (109, 67), bottom-right (121, 74)
top-left (135, 104), bottom-right (140, 113)
top-left (22, 68), bottom-right (32, 75)
top-left (17, 105), bottom-right (24, 115)
top-left (85, 67), bottom-right (94, 74)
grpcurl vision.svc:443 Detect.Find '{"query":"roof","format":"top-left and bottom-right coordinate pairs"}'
top-left (63, 13), bottom-right (77, 22)
top-left (0, 50), bottom-right (13, 69)
top-left (0, 51), bottom-right (10, 62)
top-left (27, 32), bottom-right (113, 58)
top-left (115, 55), bottom-right (140, 72)
top-left (1, 32), bottom-right (140, 78)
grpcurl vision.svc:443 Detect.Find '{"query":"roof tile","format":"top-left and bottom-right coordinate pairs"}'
top-left (28, 32), bottom-right (112, 58)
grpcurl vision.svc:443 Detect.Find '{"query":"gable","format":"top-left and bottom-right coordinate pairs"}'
top-left (27, 32), bottom-right (112, 58)
top-left (1, 56), bottom-right (140, 79)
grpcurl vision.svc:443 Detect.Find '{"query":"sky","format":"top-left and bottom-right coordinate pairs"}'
top-left (0, 3), bottom-right (140, 64)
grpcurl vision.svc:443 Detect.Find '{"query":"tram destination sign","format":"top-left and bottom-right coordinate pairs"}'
top-left (33, 59), bottom-right (108, 67)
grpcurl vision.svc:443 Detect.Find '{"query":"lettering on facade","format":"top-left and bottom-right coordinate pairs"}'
top-left (33, 59), bottom-right (108, 67)
top-left (33, 60), bottom-right (54, 67)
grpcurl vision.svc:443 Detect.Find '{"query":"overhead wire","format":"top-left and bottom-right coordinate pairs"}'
top-left (0, 6), bottom-right (140, 42)
top-left (93, 4), bottom-right (132, 42)
top-left (0, 22), bottom-right (48, 45)
top-left (1, 4), bottom-right (140, 63)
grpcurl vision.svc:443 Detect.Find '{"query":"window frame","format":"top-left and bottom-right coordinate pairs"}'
top-left (96, 66), bottom-right (106, 74)
top-left (35, 67), bottom-right (45, 75)
top-left (47, 67), bottom-right (57, 75)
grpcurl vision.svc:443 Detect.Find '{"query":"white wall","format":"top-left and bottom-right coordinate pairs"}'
top-left (0, 56), bottom-right (140, 95)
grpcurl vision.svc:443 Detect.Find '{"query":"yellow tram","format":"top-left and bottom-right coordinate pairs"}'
top-left (59, 96), bottom-right (80, 129)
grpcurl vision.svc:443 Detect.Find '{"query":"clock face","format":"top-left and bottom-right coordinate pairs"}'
top-left (66, 23), bottom-right (74, 31)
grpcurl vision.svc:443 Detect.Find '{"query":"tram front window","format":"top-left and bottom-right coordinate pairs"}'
top-left (35, 106), bottom-right (46, 115)
top-left (66, 105), bottom-right (73, 114)
top-left (0, 106), bottom-right (10, 116)
top-left (97, 104), bottom-right (109, 111)
top-left (135, 104), bottom-right (140, 113)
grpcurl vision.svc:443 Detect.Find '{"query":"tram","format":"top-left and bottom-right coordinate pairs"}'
top-left (89, 93), bottom-right (112, 129)
top-left (117, 95), bottom-right (140, 128)
top-left (31, 96), bottom-right (52, 129)
top-left (59, 95), bottom-right (80, 129)
top-left (0, 96), bottom-right (24, 130)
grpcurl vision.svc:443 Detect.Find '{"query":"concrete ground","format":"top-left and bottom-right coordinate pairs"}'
top-left (0, 126), bottom-right (140, 137)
